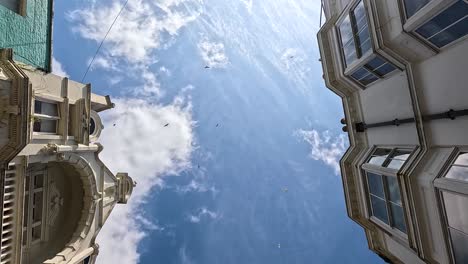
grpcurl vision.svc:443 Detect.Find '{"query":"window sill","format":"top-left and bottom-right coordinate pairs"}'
top-left (370, 216), bottom-right (409, 243)
top-left (32, 134), bottom-right (62, 140)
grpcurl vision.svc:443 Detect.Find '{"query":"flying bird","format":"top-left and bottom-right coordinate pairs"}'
top-left (216, 123), bottom-right (219, 127)
top-left (205, 65), bottom-right (210, 69)
top-left (164, 123), bottom-right (169, 127)
top-left (113, 124), bottom-right (116, 127)
top-left (289, 56), bottom-right (294, 59)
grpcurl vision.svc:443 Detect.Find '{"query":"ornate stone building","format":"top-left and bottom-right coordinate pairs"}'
top-left (0, 48), bottom-right (134, 264)
top-left (318, 0), bottom-right (467, 263)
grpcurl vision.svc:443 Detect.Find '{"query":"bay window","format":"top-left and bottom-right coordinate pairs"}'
top-left (337, 1), bottom-right (400, 87)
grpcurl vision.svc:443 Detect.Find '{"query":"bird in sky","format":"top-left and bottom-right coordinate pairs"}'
top-left (205, 65), bottom-right (210, 69)
top-left (164, 123), bottom-right (169, 127)
top-left (113, 124), bottom-right (116, 127)
top-left (216, 123), bottom-right (219, 127)
top-left (289, 55), bottom-right (294, 59)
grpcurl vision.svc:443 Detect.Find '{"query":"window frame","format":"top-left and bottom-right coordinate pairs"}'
top-left (401, 0), bottom-right (468, 51)
top-left (33, 98), bottom-right (60, 135)
top-left (435, 148), bottom-right (468, 264)
top-left (336, 0), bottom-right (374, 70)
top-left (22, 167), bottom-right (48, 248)
top-left (361, 147), bottom-right (415, 240)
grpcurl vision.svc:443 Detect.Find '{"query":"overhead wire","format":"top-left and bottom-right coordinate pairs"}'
top-left (81, 0), bottom-right (130, 82)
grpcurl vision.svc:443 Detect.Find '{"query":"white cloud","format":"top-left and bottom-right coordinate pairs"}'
top-left (175, 179), bottom-right (218, 195)
top-left (159, 66), bottom-right (172, 77)
top-left (197, 39), bottom-right (229, 68)
top-left (68, 0), bottom-right (202, 97)
top-left (96, 92), bottom-right (195, 264)
top-left (187, 207), bottom-right (220, 223)
top-left (68, 0), bottom-right (200, 64)
top-left (52, 57), bottom-right (68, 77)
top-left (296, 129), bottom-right (347, 175)
top-left (240, 0), bottom-right (253, 14)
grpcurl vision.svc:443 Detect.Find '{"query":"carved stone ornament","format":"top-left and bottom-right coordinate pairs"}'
top-left (48, 180), bottom-right (64, 226)
top-left (41, 143), bottom-right (58, 154)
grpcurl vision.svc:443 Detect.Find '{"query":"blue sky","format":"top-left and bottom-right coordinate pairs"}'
top-left (52, 0), bottom-right (382, 263)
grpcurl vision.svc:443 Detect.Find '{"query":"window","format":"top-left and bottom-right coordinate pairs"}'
top-left (414, 0), bottom-right (468, 48)
top-left (33, 100), bottom-right (59, 134)
top-left (446, 153), bottom-right (468, 182)
top-left (363, 148), bottom-right (413, 234)
top-left (349, 56), bottom-right (398, 86)
top-left (403, 0), bottom-right (431, 18)
top-left (367, 173), bottom-right (407, 233)
top-left (367, 148), bottom-right (412, 170)
top-left (337, 1), bottom-right (400, 87)
top-left (339, 1), bottom-right (371, 67)
top-left (441, 191), bottom-right (468, 263)
top-left (435, 151), bottom-right (468, 263)
top-left (23, 170), bottom-right (46, 246)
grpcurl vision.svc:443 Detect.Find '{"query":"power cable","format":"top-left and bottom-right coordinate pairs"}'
top-left (81, 0), bottom-right (130, 82)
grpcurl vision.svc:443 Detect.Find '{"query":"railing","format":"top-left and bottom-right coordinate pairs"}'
top-left (1, 164), bottom-right (19, 264)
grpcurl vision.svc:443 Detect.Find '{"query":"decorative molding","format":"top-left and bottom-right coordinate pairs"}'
top-left (48, 180), bottom-right (64, 226)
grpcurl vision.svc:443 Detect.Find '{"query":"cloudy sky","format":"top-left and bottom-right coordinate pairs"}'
top-left (52, 0), bottom-right (382, 263)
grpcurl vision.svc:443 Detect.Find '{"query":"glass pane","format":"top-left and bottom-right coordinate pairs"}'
top-left (23, 230), bottom-right (27, 246)
top-left (387, 159), bottom-right (406, 170)
top-left (33, 119), bottom-right (57, 133)
top-left (368, 148), bottom-right (392, 165)
top-left (404, 0), bottom-right (430, 18)
top-left (340, 15), bottom-right (354, 44)
top-left (446, 166), bottom-right (468, 182)
top-left (373, 63), bottom-right (397, 77)
top-left (34, 174), bottom-right (44, 188)
top-left (359, 72), bottom-right (379, 85)
top-left (449, 228), bottom-right (468, 264)
top-left (350, 67), bottom-right (370, 80)
top-left (454, 153), bottom-right (468, 166)
top-left (356, 26), bottom-right (371, 56)
top-left (353, 1), bottom-right (366, 23)
top-left (386, 176), bottom-right (402, 204)
top-left (32, 226), bottom-right (41, 241)
top-left (343, 42), bottom-right (358, 66)
top-left (371, 195), bottom-right (389, 224)
top-left (33, 192), bottom-right (43, 222)
top-left (23, 194), bottom-right (28, 227)
top-left (367, 173), bottom-right (384, 198)
top-left (365, 56), bottom-right (386, 70)
top-left (416, 1), bottom-right (468, 39)
top-left (390, 203), bottom-right (407, 233)
top-left (429, 17), bottom-right (468, 48)
top-left (391, 149), bottom-right (411, 161)
top-left (34, 100), bottom-right (58, 116)
top-left (443, 191), bottom-right (468, 234)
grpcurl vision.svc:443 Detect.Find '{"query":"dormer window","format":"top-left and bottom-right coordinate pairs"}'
top-left (337, 0), bottom-right (401, 88)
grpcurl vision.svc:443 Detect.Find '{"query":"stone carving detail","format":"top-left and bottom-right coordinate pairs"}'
top-left (48, 180), bottom-right (63, 226)
top-left (41, 143), bottom-right (58, 154)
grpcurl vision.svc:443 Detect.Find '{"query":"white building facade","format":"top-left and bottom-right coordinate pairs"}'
top-left (0, 49), bottom-right (134, 264)
top-left (317, 0), bottom-right (468, 263)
